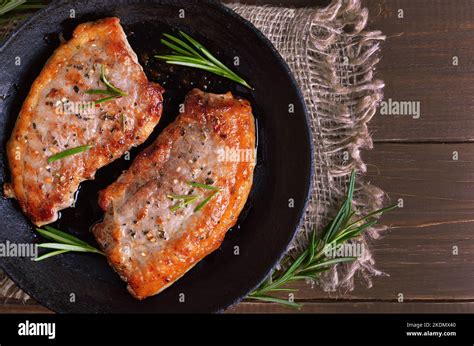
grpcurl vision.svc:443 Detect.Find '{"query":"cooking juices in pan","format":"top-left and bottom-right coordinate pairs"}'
top-left (25, 21), bottom-right (262, 249)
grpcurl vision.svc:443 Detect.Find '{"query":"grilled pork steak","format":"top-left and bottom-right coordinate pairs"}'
top-left (4, 17), bottom-right (164, 226)
top-left (93, 89), bottom-right (256, 299)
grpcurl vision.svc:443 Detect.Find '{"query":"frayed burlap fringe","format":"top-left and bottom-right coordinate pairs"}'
top-left (0, 0), bottom-right (386, 303)
top-left (229, 0), bottom-right (387, 292)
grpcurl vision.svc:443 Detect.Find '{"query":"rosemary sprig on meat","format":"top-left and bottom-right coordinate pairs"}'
top-left (167, 194), bottom-right (200, 212)
top-left (187, 181), bottom-right (221, 212)
top-left (86, 65), bottom-right (127, 104)
top-left (187, 181), bottom-right (220, 191)
top-left (34, 226), bottom-right (104, 261)
top-left (248, 170), bottom-right (397, 309)
top-left (155, 31), bottom-right (252, 90)
top-left (168, 182), bottom-right (221, 212)
top-left (194, 190), bottom-right (219, 212)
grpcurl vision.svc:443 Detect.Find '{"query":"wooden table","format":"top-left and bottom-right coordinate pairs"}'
top-left (2, 0), bottom-right (474, 313)
top-left (229, 0), bottom-right (474, 313)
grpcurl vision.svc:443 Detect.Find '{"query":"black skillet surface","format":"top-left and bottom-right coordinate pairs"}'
top-left (0, 0), bottom-right (313, 313)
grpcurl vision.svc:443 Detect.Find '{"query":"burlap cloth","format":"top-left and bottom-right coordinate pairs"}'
top-left (0, 0), bottom-right (386, 304)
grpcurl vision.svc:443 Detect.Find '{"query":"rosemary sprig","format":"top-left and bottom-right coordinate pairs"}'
top-left (0, 0), bottom-right (26, 16)
top-left (0, 0), bottom-right (44, 16)
top-left (248, 170), bottom-right (397, 308)
top-left (99, 65), bottom-right (127, 96)
top-left (187, 181), bottom-right (219, 191)
top-left (168, 182), bottom-right (221, 212)
top-left (167, 194), bottom-right (199, 212)
top-left (34, 226), bottom-right (104, 261)
top-left (47, 144), bottom-right (92, 163)
top-left (155, 31), bottom-right (252, 90)
top-left (84, 89), bottom-right (116, 95)
top-left (194, 190), bottom-right (219, 212)
top-left (187, 181), bottom-right (221, 212)
top-left (86, 65), bottom-right (127, 104)
top-left (91, 95), bottom-right (118, 104)
top-left (167, 194), bottom-right (199, 201)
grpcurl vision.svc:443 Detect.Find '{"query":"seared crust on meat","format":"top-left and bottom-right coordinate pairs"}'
top-left (93, 89), bottom-right (256, 299)
top-left (4, 18), bottom-right (164, 226)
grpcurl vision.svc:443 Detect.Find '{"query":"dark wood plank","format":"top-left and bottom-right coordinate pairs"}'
top-left (0, 302), bottom-right (51, 314)
top-left (226, 142), bottom-right (474, 309)
top-left (228, 0), bottom-right (474, 142)
top-left (4, 300), bottom-right (474, 314)
top-left (364, 0), bottom-right (474, 142)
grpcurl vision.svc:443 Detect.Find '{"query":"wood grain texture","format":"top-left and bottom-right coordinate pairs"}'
top-left (365, 0), bottom-right (474, 142)
top-left (228, 301), bottom-right (474, 313)
top-left (233, 144), bottom-right (474, 305)
top-left (0, 302), bottom-right (51, 314)
top-left (232, 0), bottom-right (474, 142)
top-left (229, 0), bottom-right (474, 312)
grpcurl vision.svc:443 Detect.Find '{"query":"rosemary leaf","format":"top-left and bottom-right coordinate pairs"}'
top-left (34, 249), bottom-right (69, 262)
top-left (168, 194), bottom-right (199, 212)
top-left (0, 0), bottom-right (26, 16)
top-left (0, 1), bottom-right (46, 36)
top-left (298, 257), bottom-right (357, 275)
top-left (167, 194), bottom-right (199, 201)
top-left (38, 243), bottom-right (99, 253)
top-left (331, 220), bottom-right (378, 244)
top-left (85, 65), bottom-right (127, 105)
top-left (93, 96), bottom-right (119, 104)
top-left (47, 144), bottom-right (92, 163)
top-left (187, 181), bottom-right (220, 191)
top-left (307, 228), bottom-right (316, 264)
top-left (154, 55), bottom-right (216, 68)
top-left (156, 59), bottom-right (229, 76)
top-left (34, 226), bottom-right (105, 261)
top-left (121, 113), bottom-right (126, 132)
top-left (179, 31), bottom-right (226, 68)
top-left (248, 294), bottom-right (301, 309)
top-left (85, 89), bottom-right (117, 95)
top-left (248, 169), bottom-right (397, 309)
top-left (178, 30), bottom-right (245, 84)
top-left (100, 65), bottom-right (127, 96)
top-left (169, 203), bottom-right (182, 212)
top-left (162, 33), bottom-right (201, 57)
top-left (156, 31), bottom-right (252, 89)
top-left (194, 190), bottom-right (219, 212)
top-left (160, 38), bottom-right (194, 57)
top-left (37, 226), bottom-right (91, 248)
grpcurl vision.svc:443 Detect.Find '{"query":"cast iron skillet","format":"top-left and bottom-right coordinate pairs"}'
top-left (0, 0), bottom-right (313, 313)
